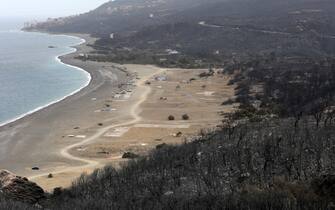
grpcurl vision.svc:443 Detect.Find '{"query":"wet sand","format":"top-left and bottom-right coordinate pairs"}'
top-left (0, 34), bottom-right (130, 176)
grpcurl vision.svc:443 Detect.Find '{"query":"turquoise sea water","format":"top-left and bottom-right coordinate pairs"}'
top-left (0, 21), bottom-right (91, 126)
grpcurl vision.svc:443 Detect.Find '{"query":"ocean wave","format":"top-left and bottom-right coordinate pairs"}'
top-left (0, 34), bottom-right (92, 128)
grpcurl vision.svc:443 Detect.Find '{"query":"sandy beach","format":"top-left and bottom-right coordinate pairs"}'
top-left (0, 33), bottom-right (237, 191)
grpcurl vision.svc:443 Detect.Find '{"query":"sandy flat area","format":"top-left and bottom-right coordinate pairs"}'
top-left (0, 34), bottom-right (237, 191)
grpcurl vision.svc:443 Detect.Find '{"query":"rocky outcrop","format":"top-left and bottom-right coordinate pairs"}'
top-left (0, 170), bottom-right (45, 204)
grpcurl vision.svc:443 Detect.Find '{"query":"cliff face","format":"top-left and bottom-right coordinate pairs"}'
top-left (0, 170), bottom-right (45, 204)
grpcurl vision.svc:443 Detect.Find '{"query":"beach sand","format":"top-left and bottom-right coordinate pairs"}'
top-left (0, 34), bottom-right (237, 191)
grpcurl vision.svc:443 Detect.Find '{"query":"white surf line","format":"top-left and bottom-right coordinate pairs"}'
top-left (198, 21), bottom-right (224, 28)
top-left (29, 68), bottom-right (165, 181)
top-left (0, 34), bottom-right (91, 128)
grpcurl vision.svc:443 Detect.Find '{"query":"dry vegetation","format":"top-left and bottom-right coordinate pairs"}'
top-left (2, 118), bottom-right (334, 209)
top-left (9, 0), bottom-right (335, 209)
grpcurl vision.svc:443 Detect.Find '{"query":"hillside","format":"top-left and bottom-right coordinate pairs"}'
top-left (1, 118), bottom-right (335, 209)
top-left (25, 0), bottom-right (335, 64)
top-left (8, 0), bottom-right (335, 209)
top-left (24, 0), bottom-right (222, 36)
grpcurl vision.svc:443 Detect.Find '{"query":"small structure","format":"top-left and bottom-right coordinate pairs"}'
top-left (155, 76), bottom-right (167, 81)
top-left (166, 49), bottom-right (180, 55)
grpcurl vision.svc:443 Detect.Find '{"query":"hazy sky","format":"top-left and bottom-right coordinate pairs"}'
top-left (0, 0), bottom-right (110, 19)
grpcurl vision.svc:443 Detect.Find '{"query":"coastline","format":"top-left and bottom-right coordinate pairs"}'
top-left (0, 31), bottom-right (236, 191)
top-left (0, 32), bottom-right (131, 177)
top-left (0, 32), bottom-right (91, 128)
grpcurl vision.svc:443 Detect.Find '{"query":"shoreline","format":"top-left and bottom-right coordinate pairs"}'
top-left (0, 31), bottom-right (236, 190)
top-left (0, 32), bottom-right (131, 177)
top-left (0, 32), bottom-right (92, 128)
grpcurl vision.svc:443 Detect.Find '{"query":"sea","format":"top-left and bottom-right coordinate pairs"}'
top-left (0, 19), bottom-right (91, 126)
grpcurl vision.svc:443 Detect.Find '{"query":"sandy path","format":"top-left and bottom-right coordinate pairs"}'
top-left (29, 68), bottom-right (165, 180)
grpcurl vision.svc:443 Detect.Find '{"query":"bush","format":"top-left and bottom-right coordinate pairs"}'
top-left (182, 114), bottom-right (190, 120)
top-left (122, 152), bottom-right (139, 159)
top-left (44, 118), bottom-right (335, 210)
top-left (168, 115), bottom-right (175, 121)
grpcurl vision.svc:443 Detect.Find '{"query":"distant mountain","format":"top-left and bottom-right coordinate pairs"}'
top-left (24, 0), bottom-right (223, 36)
top-left (25, 0), bottom-right (335, 60)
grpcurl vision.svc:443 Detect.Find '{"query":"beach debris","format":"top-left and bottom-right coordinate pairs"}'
top-left (48, 174), bottom-right (53, 179)
top-left (145, 81), bottom-right (151, 85)
top-left (160, 97), bottom-right (168, 101)
top-left (189, 78), bottom-right (196, 82)
top-left (182, 114), bottom-right (190, 120)
top-left (157, 86), bottom-right (163, 89)
top-left (48, 46), bottom-right (56, 49)
top-left (91, 98), bottom-right (97, 101)
top-left (31, 167), bottom-right (40, 171)
top-left (0, 170), bottom-right (45, 204)
top-left (141, 143), bottom-right (148, 146)
top-left (176, 85), bottom-right (181, 90)
top-left (98, 123), bottom-right (104, 126)
top-left (122, 152), bottom-right (140, 159)
top-left (73, 127), bottom-right (80, 130)
top-left (168, 115), bottom-right (175, 121)
top-left (202, 85), bottom-right (207, 89)
top-left (105, 104), bottom-right (111, 107)
top-left (67, 135), bottom-right (75, 138)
